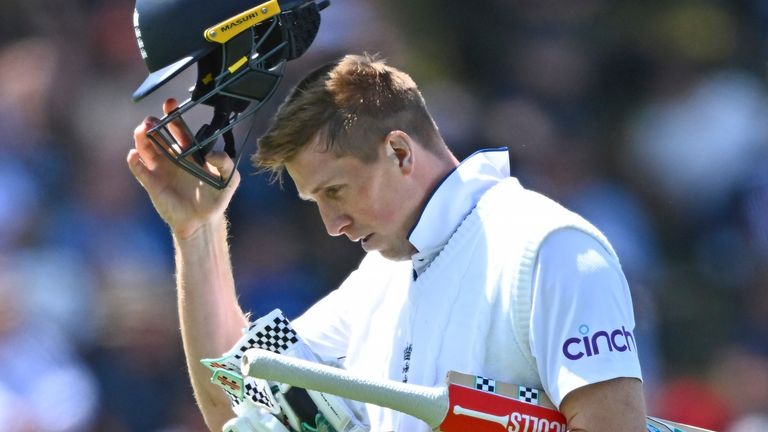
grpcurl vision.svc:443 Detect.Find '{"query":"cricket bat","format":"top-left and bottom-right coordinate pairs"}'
top-left (241, 348), bottom-right (713, 432)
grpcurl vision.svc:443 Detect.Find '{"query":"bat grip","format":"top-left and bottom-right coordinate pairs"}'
top-left (242, 349), bottom-right (448, 429)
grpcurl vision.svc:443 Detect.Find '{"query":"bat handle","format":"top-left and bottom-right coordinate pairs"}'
top-left (242, 348), bottom-right (448, 428)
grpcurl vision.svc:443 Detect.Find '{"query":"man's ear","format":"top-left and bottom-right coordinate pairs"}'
top-left (384, 130), bottom-right (414, 174)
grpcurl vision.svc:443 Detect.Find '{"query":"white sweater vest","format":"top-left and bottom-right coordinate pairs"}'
top-left (407, 176), bottom-right (617, 382)
top-left (342, 178), bottom-right (618, 431)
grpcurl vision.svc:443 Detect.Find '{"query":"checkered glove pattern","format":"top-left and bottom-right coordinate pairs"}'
top-left (203, 309), bottom-right (369, 432)
top-left (202, 309), bottom-right (298, 414)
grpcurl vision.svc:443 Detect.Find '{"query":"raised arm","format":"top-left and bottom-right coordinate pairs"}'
top-left (127, 98), bottom-right (248, 430)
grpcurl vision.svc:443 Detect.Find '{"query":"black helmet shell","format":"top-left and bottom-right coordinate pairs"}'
top-left (132, 0), bottom-right (276, 101)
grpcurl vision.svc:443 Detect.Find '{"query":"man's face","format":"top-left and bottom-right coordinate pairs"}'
top-left (286, 134), bottom-right (419, 261)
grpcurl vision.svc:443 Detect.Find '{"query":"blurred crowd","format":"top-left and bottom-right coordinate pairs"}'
top-left (0, 0), bottom-right (766, 430)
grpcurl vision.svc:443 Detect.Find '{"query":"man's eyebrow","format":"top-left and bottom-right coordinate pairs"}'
top-left (309, 179), bottom-right (337, 196)
top-left (297, 179), bottom-right (333, 201)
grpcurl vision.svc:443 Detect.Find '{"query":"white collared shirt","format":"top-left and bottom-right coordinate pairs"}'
top-left (409, 148), bottom-right (512, 277)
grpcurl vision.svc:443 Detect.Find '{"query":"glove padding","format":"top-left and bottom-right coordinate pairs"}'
top-left (222, 405), bottom-right (291, 432)
top-left (202, 309), bottom-right (369, 432)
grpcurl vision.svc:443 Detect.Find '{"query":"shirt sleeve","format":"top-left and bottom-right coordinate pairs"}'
top-left (292, 252), bottom-right (383, 360)
top-left (292, 285), bottom-right (353, 360)
top-left (529, 228), bottom-right (643, 408)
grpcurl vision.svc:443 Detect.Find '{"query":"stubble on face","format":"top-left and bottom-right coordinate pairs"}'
top-left (374, 232), bottom-right (417, 261)
top-left (286, 136), bottom-right (420, 262)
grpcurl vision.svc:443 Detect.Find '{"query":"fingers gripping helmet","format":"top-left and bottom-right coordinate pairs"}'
top-left (132, 0), bottom-right (328, 188)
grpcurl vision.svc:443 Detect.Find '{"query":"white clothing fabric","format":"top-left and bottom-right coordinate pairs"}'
top-left (530, 228), bottom-right (642, 406)
top-left (409, 149), bottom-right (510, 277)
top-left (293, 148), bottom-right (642, 431)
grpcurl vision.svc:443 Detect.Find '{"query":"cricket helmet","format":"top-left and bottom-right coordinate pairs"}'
top-left (132, 0), bottom-right (328, 188)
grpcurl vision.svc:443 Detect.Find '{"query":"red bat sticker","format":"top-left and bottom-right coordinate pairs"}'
top-left (440, 383), bottom-right (567, 432)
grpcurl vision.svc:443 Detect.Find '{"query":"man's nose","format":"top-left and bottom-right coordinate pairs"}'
top-left (318, 203), bottom-right (352, 237)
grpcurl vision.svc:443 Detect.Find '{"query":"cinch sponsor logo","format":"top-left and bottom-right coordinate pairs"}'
top-left (562, 324), bottom-right (635, 360)
top-left (220, 12), bottom-right (260, 33)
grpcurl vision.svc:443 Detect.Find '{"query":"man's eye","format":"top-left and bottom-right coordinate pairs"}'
top-left (325, 186), bottom-right (342, 199)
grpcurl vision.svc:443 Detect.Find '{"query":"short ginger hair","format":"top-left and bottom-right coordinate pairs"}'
top-left (253, 54), bottom-right (443, 182)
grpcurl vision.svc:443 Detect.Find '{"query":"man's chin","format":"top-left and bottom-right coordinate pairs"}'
top-left (373, 244), bottom-right (416, 262)
top-left (359, 234), bottom-right (415, 261)
top-left (378, 250), bottom-right (411, 261)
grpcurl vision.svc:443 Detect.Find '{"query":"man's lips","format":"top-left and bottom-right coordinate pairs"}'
top-left (360, 233), bottom-right (373, 244)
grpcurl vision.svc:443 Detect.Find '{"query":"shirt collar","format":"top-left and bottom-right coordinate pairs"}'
top-left (409, 148), bottom-right (511, 275)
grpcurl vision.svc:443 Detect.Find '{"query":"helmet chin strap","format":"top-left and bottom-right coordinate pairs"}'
top-left (193, 98), bottom-right (241, 165)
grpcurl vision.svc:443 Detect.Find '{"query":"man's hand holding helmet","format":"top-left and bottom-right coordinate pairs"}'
top-left (128, 98), bottom-right (240, 240)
